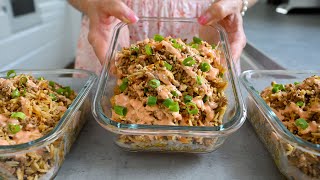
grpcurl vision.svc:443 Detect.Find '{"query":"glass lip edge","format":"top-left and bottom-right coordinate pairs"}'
top-left (0, 69), bottom-right (97, 153)
top-left (92, 19), bottom-right (247, 136)
top-left (240, 70), bottom-right (320, 153)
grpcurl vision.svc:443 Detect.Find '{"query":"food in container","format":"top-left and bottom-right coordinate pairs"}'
top-left (93, 18), bottom-right (246, 153)
top-left (241, 70), bottom-right (320, 180)
top-left (0, 69), bottom-right (96, 180)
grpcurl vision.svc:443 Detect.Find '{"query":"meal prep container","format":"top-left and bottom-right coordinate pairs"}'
top-left (241, 70), bottom-right (320, 180)
top-left (93, 17), bottom-right (246, 153)
top-left (0, 69), bottom-right (97, 180)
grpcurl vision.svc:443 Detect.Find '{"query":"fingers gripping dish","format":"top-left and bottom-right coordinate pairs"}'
top-left (110, 35), bottom-right (228, 151)
top-left (259, 76), bottom-right (320, 178)
top-left (0, 71), bottom-right (76, 180)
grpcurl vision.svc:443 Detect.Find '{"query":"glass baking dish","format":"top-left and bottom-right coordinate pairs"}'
top-left (241, 70), bottom-right (320, 179)
top-left (92, 17), bottom-right (246, 153)
top-left (0, 69), bottom-right (97, 180)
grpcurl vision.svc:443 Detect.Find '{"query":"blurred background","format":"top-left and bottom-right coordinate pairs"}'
top-left (0, 0), bottom-right (319, 72)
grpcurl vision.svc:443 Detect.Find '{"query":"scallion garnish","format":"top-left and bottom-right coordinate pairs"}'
top-left (186, 102), bottom-right (199, 115)
top-left (163, 98), bottom-right (174, 108)
top-left (296, 101), bottom-right (304, 107)
top-left (172, 43), bottom-right (183, 49)
top-left (114, 106), bottom-right (127, 116)
top-left (154, 34), bottom-right (164, 42)
top-left (272, 84), bottom-right (285, 93)
top-left (37, 77), bottom-right (45, 80)
top-left (168, 102), bottom-right (179, 112)
top-left (49, 81), bottom-right (55, 87)
top-left (145, 44), bottom-right (153, 55)
top-left (19, 76), bottom-right (28, 86)
top-left (196, 76), bottom-right (203, 85)
top-left (147, 96), bottom-right (157, 106)
top-left (184, 95), bottom-right (192, 103)
top-left (193, 36), bottom-right (202, 44)
top-left (164, 62), bottom-right (172, 71)
top-left (171, 91), bottom-right (178, 97)
top-left (49, 93), bottom-right (57, 101)
top-left (294, 82), bottom-right (300, 85)
top-left (11, 89), bottom-right (20, 98)
top-left (11, 112), bottom-right (26, 120)
top-left (211, 44), bottom-right (216, 49)
top-left (56, 88), bottom-right (65, 95)
top-left (7, 70), bottom-right (16, 78)
top-left (148, 79), bottom-right (160, 88)
top-left (182, 57), bottom-right (196, 66)
top-left (8, 124), bottom-right (21, 134)
top-left (119, 78), bottom-right (129, 92)
top-left (200, 62), bottom-right (210, 72)
top-left (191, 44), bottom-right (199, 49)
top-left (203, 95), bottom-right (209, 103)
top-left (295, 118), bottom-right (308, 130)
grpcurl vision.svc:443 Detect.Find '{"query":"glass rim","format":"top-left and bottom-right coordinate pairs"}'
top-left (240, 70), bottom-right (320, 154)
top-left (0, 69), bottom-right (97, 155)
top-left (92, 18), bottom-right (247, 136)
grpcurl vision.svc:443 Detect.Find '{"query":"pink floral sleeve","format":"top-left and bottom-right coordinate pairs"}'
top-left (75, 0), bottom-right (241, 74)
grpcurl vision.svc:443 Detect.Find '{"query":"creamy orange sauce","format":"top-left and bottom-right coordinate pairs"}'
top-left (13, 129), bottom-right (42, 144)
top-left (0, 78), bottom-right (15, 89)
top-left (27, 79), bottom-right (38, 90)
top-left (183, 66), bottom-right (197, 78)
top-left (206, 67), bottom-right (219, 81)
top-left (20, 97), bottom-right (31, 117)
top-left (0, 114), bottom-right (8, 127)
top-left (161, 41), bottom-right (181, 58)
top-left (156, 85), bottom-right (171, 99)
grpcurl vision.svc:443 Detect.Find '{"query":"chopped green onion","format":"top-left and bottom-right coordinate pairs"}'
top-left (147, 96), bottom-right (157, 106)
top-left (200, 62), bottom-right (211, 72)
top-left (64, 86), bottom-right (72, 97)
top-left (296, 101), bottom-right (304, 107)
top-left (56, 88), bottom-right (65, 95)
top-left (203, 95), bottom-right (209, 103)
top-left (49, 81), bottom-right (55, 87)
top-left (218, 72), bottom-right (224, 78)
top-left (154, 34), bottom-right (164, 42)
top-left (119, 78), bottom-right (129, 92)
top-left (191, 44), bottom-right (199, 49)
top-left (168, 102), bottom-right (179, 112)
top-left (22, 87), bottom-right (26, 96)
top-left (37, 77), bottom-right (45, 80)
top-left (193, 36), bottom-right (202, 44)
top-left (182, 57), bottom-right (196, 66)
top-left (19, 76), bottom-right (28, 86)
top-left (196, 76), bottom-right (203, 85)
top-left (7, 70), bottom-right (16, 78)
top-left (170, 39), bottom-right (177, 43)
top-left (184, 95), bottom-right (192, 103)
top-left (11, 89), bottom-right (20, 98)
top-left (8, 124), bottom-right (21, 134)
top-left (164, 62), bottom-right (172, 71)
top-left (11, 112), bottom-right (26, 120)
top-left (171, 91), bottom-right (178, 97)
top-left (186, 102), bottom-right (199, 115)
top-left (272, 87), bottom-right (279, 93)
top-left (295, 118), bottom-right (308, 130)
top-left (163, 98), bottom-right (174, 108)
top-left (172, 43), bottom-right (183, 49)
top-left (211, 44), bottom-right (216, 49)
top-left (144, 88), bottom-right (148, 94)
top-left (145, 44), bottom-right (153, 55)
top-left (148, 79), bottom-right (160, 88)
top-left (49, 93), bottom-right (57, 101)
top-left (294, 82), bottom-right (300, 85)
top-left (114, 106), bottom-right (127, 116)
top-left (272, 84), bottom-right (285, 93)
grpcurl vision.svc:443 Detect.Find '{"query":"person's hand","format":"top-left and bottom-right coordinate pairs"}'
top-left (198, 0), bottom-right (246, 61)
top-left (84, 0), bottom-right (138, 63)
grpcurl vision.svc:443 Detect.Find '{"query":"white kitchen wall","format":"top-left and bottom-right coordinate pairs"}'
top-left (0, 0), bottom-right (82, 71)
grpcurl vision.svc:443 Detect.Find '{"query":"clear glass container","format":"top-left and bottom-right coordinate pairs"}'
top-left (92, 17), bottom-right (246, 153)
top-left (0, 69), bottom-right (97, 180)
top-left (241, 70), bottom-right (320, 179)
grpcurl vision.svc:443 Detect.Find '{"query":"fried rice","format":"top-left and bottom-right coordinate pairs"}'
top-left (111, 35), bottom-right (228, 127)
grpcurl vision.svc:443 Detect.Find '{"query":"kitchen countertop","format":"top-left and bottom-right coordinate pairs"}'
top-left (56, 1), bottom-right (319, 180)
top-left (243, 0), bottom-right (320, 71)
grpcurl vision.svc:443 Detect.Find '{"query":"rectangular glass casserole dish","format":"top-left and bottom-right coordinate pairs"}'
top-left (93, 17), bottom-right (246, 153)
top-left (241, 70), bottom-right (320, 180)
top-left (0, 69), bottom-right (97, 180)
